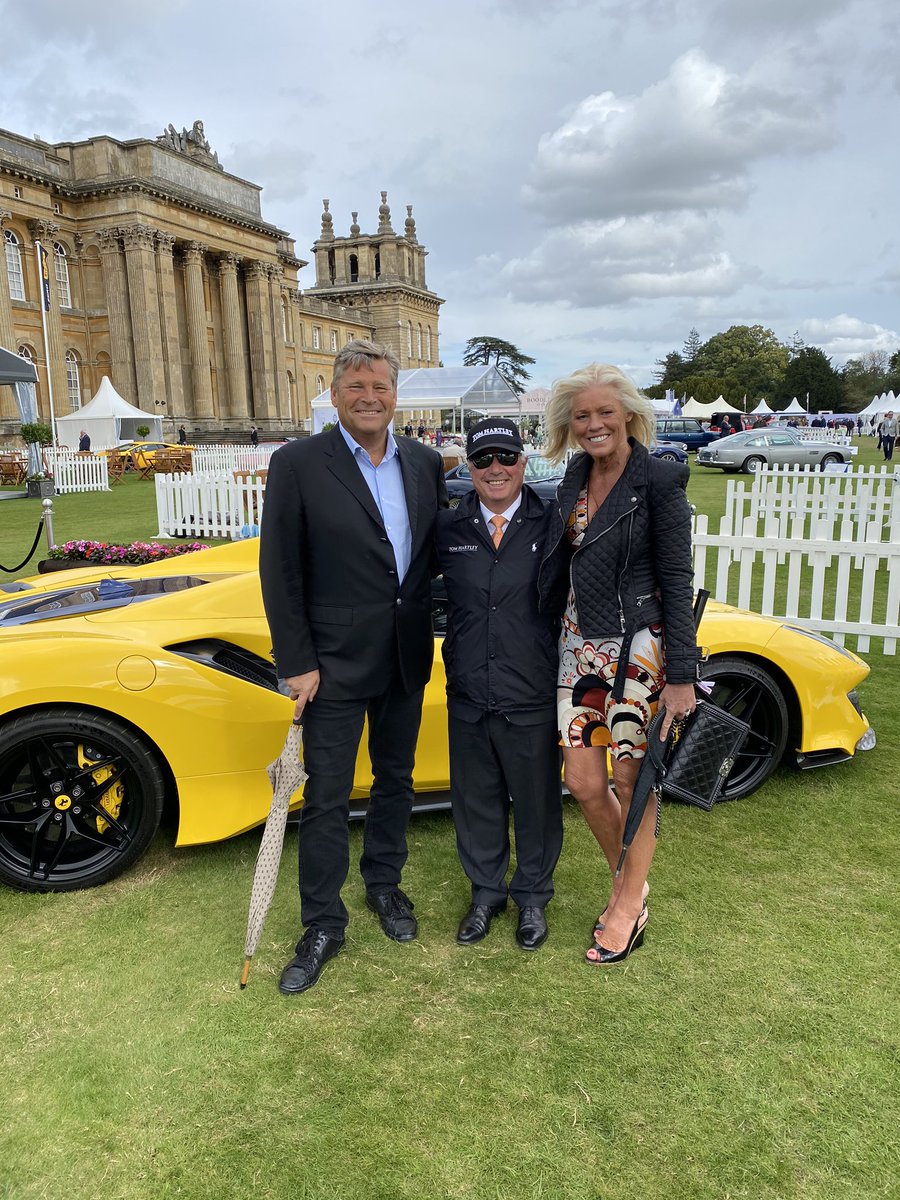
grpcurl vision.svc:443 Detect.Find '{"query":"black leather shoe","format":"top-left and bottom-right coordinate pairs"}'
top-left (366, 888), bottom-right (417, 941)
top-left (456, 901), bottom-right (506, 945)
top-left (278, 928), bottom-right (345, 995)
top-left (516, 905), bottom-right (548, 951)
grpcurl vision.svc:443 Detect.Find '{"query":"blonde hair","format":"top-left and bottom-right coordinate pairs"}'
top-left (543, 364), bottom-right (656, 463)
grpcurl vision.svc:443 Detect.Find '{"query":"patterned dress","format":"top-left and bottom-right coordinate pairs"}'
top-left (557, 486), bottom-right (666, 759)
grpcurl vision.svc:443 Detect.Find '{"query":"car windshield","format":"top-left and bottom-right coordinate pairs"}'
top-left (0, 576), bottom-right (209, 626)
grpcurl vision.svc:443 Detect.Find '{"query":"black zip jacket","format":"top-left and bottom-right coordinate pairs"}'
top-left (436, 486), bottom-right (559, 720)
top-left (537, 440), bottom-right (700, 687)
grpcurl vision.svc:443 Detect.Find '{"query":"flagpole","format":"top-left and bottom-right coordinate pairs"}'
top-left (34, 240), bottom-right (58, 445)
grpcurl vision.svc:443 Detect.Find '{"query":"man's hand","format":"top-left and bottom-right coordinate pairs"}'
top-left (283, 670), bottom-right (320, 721)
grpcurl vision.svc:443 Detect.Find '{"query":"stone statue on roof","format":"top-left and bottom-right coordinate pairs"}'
top-left (156, 120), bottom-right (222, 169)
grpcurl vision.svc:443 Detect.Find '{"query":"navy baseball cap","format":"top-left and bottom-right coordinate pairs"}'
top-left (466, 418), bottom-right (524, 458)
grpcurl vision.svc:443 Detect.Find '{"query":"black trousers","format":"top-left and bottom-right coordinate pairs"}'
top-left (448, 711), bottom-right (563, 908)
top-left (883, 435), bottom-right (895, 460)
top-left (297, 678), bottom-right (425, 935)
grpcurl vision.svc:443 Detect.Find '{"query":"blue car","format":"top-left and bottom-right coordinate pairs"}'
top-left (655, 418), bottom-right (721, 451)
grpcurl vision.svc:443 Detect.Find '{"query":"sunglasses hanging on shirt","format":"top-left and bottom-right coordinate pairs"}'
top-left (469, 451), bottom-right (521, 469)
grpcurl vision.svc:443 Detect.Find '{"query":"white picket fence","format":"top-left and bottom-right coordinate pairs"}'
top-left (693, 466), bottom-right (900, 654)
top-left (722, 465), bottom-right (900, 543)
top-left (155, 471), bottom-right (266, 539)
top-left (190, 444), bottom-right (279, 474)
top-left (45, 450), bottom-right (109, 493)
top-left (795, 427), bottom-right (854, 447)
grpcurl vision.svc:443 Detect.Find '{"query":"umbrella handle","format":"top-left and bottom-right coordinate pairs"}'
top-left (240, 957), bottom-right (252, 988)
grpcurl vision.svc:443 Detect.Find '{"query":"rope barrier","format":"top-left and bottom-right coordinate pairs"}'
top-left (1, 515), bottom-right (45, 574)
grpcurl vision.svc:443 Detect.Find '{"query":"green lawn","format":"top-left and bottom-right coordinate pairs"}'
top-left (0, 439), bottom-right (897, 1200)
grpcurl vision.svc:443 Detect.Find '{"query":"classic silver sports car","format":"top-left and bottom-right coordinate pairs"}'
top-left (696, 429), bottom-right (852, 473)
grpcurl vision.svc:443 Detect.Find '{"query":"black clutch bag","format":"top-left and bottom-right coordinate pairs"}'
top-left (645, 700), bottom-right (750, 811)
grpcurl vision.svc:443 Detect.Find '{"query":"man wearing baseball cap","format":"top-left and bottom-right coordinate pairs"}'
top-left (435, 418), bottom-right (563, 950)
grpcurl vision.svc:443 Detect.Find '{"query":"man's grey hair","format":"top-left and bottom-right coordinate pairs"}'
top-left (331, 339), bottom-right (400, 390)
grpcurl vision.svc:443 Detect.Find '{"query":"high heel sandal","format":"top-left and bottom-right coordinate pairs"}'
top-left (592, 899), bottom-right (647, 940)
top-left (586, 909), bottom-right (648, 965)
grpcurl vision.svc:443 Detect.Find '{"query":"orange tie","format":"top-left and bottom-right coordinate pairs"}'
top-left (490, 515), bottom-right (507, 548)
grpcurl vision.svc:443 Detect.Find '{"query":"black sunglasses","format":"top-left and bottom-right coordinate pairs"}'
top-left (468, 450), bottom-right (521, 469)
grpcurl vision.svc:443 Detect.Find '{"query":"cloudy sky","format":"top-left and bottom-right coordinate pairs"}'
top-left (2, 0), bottom-right (898, 388)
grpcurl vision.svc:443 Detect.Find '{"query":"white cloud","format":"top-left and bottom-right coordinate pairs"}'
top-left (522, 50), bottom-right (834, 223)
top-left (800, 315), bottom-right (900, 362)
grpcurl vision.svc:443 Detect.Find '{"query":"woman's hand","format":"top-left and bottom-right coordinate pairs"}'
top-left (657, 682), bottom-right (697, 740)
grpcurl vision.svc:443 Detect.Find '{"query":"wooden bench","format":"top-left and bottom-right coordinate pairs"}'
top-left (0, 454), bottom-right (27, 486)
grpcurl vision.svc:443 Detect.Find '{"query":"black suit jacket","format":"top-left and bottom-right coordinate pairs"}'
top-left (259, 426), bottom-right (448, 700)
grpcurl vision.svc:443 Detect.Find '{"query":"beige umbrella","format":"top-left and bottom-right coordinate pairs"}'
top-left (240, 720), bottom-right (307, 988)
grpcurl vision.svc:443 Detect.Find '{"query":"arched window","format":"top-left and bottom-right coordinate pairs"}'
top-left (349, 253), bottom-right (359, 283)
top-left (54, 242), bottom-right (71, 307)
top-left (407, 321), bottom-right (413, 357)
top-left (18, 344), bottom-right (35, 365)
top-left (65, 350), bottom-right (81, 411)
top-left (281, 296), bottom-right (289, 343)
top-left (316, 374), bottom-right (326, 396)
top-left (373, 247), bottom-right (381, 280)
top-left (416, 325), bottom-right (422, 359)
top-left (426, 326), bottom-right (432, 362)
top-left (5, 229), bottom-right (25, 300)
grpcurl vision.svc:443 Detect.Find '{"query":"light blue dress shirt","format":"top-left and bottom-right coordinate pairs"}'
top-left (338, 423), bottom-right (412, 582)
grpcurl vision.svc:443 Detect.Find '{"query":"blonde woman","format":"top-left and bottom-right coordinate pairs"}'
top-left (537, 365), bottom-right (699, 963)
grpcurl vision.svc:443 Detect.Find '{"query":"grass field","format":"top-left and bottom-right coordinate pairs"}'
top-left (1, 439), bottom-right (898, 1200)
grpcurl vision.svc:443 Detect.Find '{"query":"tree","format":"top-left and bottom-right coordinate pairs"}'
top-left (463, 336), bottom-right (536, 396)
top-left (774, 347), bottom-right (845, 413)
top-left (653, 351), bottom-right (688, 387)
top-left (841, 350), bottom-right (893, 411)
top-left (682, 327), bottom-right (702, 364)
top-left (694, 324), bottom-right (789, 399)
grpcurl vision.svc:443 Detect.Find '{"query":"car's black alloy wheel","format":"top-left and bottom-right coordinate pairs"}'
top-left (700, 657), bottom-right (789, 800)
top-left (0, 709), bottom-right (165, 892)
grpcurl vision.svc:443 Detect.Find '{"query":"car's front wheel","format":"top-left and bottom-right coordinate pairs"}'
top-left (741, 455), bottom-right (765, 474)
top-left (0, 709), bottom-right (165, 892)
top-left (700, 657), bottom-right (789, 800)
top-left (656, 450), bottom-right (680, 462)
top-left (819, 453), bottom-right (841, 468)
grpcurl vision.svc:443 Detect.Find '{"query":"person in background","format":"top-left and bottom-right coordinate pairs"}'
top-left (178, 425), bottom-right (187, 445)
top-left (882, 411), bottom-right (897, 461)
top-left (538, 364), bottom-right (700, 966)
top-left (719, 415), bottom-right (732, 438)
top-left (77, 430), bottom-right (91, 452)
top-left (259, 339), bottom-right (448, 996)
top-left (250, 424), bottom-right (259, 446)
top-left (436, 418), bottom-right (563, 951)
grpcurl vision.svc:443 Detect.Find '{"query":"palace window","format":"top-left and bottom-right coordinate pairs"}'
top-left (315, 374), bottom-right (326, 395)
top-left (282, 297), bottom-right (290, 343)
top-left (5, 229), bottom-right (25, 300)
top-left (427, 326), bottom-right (432, 361)
top-left (54, 242), bottom-right (71, 307)
top-left (374, 248), bottom-right (381, 280)
top-left (346, 331), bottom-right (354, 344)
top-left (13, 186), bottom-right (22, 199)
top-left (416, 324), bottom-right (422, 359)
top-left (330, 329), bottom-right (338, 352)
top-left (65, 350), bottom-right (81, 412)
top-left (312, 326), bottom-right (321, 349)
top-left (407, 321), bottom-right (413, 357)
top-left (349, 253), bottom-right (358, 283)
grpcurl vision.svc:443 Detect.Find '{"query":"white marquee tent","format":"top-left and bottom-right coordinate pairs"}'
top-left (310, 365), bottom-right (518, 434)
top-left (859, 391), bottom-right (896, 416)
top-left (55, 376), bottom-right (162, 450)
top-left (750, 398), bottom-right (774, 415)
top-left (782, 397), bottom-right (807, 415)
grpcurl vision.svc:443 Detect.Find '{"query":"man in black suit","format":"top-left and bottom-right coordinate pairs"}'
top-left (260, 339), bottom-right (447, 995)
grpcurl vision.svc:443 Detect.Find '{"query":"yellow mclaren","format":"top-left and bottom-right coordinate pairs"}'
top-left (0, 541), bottom-right (874, 892)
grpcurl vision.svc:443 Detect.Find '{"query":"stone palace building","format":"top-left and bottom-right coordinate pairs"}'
top-left (0, 121), bottom-right (443, 436)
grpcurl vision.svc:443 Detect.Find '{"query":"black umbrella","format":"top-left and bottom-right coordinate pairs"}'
top-left (616, 589), bottom-right (709, 875)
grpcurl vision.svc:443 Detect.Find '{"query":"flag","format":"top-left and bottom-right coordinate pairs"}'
top-left (37, 242), bottom-right (51, 311)
top-left (673, 394), bottom-right (683, 415)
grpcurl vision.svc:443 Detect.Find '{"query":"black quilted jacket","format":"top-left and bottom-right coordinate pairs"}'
top-left (537, 440), bottom-right (700, 686)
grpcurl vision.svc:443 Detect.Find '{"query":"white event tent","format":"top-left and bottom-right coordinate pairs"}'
top-left (55, 376), bottom-right (162, 450)
top-left (310, 365), bottom-right (519, 434)
top-left (859, 391), bottom-right (895, 416)
top-left (750, 398), bottom-right (774, 415)
top-left (782, 397), bottom-right (807, 415)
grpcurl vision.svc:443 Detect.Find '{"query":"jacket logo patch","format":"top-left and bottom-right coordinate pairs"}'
top-left (449, 545), bottom-right (479, 552)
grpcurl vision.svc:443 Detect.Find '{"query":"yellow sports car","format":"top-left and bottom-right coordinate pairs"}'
top-left (107, 441), bottom-right (194, 470)
top-left (0, 541), bottom-right (874, 892)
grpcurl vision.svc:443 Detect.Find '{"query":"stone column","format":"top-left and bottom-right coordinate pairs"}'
top-left (218, 252), bottom-right (249, 420)
top-left (121, 223), bottom-right (165, 414)
top-left (244, 259), bottom-right (274, 419)
top-left (0, 210), bottom-right (19, 421)
top-left (97, 227), bottom-right (137, 403)
top-left (268, 263), bottom-right (287, 419)
top-left (182, 241), bottom-right (214, 419)
top-left (154, 232), bottom-right (184, 420)
top-left (27, 219), bottom-right (68, 418)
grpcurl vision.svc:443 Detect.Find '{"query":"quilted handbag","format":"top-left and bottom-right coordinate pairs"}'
top-left (645, 700), bottom-right (750, 811)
